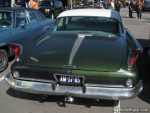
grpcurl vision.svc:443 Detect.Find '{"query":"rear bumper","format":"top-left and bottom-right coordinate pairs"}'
top-left (5, 73), bottom-right (143, 100)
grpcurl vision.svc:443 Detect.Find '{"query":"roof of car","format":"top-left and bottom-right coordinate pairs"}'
top-left (0, 7), bottom-right (37, 11)
top-left (58, 9), bottom-right (122, 22)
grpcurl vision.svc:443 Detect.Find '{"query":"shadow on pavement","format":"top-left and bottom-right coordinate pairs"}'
top-left (137, 39), bottom-right (150, 104)
top-left (138, 39), bottom-right (150, 48)
top-left (137, 56), bottom-right (150, 104)
top-left (121, 16), bottom-right (129, 18)
top-left (142, 11), bottom-right (150, 14)
top-left (7, 88), bottom-right (117, 108)
top-left (8, 55), bottom-right (15, 62)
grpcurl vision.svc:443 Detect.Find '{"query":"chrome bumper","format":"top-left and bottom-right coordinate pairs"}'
top-left (5, 73), bottom-right (143, 100)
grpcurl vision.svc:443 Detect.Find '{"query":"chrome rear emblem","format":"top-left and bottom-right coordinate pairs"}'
top-left (63, 65), bottom-right (76, 69)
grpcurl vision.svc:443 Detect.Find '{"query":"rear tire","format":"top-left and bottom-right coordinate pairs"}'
top-left (0, 49), bottom-right (8, 72)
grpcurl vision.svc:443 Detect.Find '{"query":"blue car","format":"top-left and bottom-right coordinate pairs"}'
top-left (0, 7), bottom-right (54, 72)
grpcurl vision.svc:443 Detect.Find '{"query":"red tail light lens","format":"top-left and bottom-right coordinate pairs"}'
top-left (7, 44), bottom-right (21, 59)
top-left (128, 50), bottom-right (141, 67)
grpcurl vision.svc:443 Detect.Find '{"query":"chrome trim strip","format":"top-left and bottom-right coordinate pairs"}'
top-left (86, 84), bottom-right (124, 88)
top-left (5, 73), bottom-right (143, 100)
top-left (17, 77), bottom-right (56, 83)
top-left (68, 34), bottom-right (85, 65)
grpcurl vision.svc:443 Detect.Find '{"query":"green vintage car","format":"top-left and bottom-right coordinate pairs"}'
top-left (5, 9), bottom-right (143, 101)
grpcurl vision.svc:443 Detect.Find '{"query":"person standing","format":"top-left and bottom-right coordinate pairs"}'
top-left (28, 0), bottom-right (33, 8)
top-left (128, 0), bottom-right (134, 18)
top-left (29, 0), bottom-right (39, 9)
top-left (114, 0), bottom-right (121, 12)
top-left (61, 0), bottom-right (67, 9)
top-left (136, 0), bottom-right (143, 19)
top-left (21, 0), bottom-right (27, 7)
top-left (110, 0), bottom-right (115, 10)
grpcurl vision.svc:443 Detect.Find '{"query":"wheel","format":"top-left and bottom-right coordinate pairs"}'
top-left (0, 50), bottom-right (8, 72)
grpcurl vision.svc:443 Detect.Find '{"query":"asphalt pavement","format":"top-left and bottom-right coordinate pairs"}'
top-left (0, 7), bottom-right (150, 113)
top-left (121, 7), bottom-right (150, 47)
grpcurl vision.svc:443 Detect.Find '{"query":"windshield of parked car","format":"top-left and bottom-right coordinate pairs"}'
top-left (39, 1), bottom-right (53, 7)
top-left (145, 0), bottom-right (150, 2)
top-left (142, 0), bottom-right (150, 1)
top-left (53, 16), bottom-right (121, 36)
top-left (0, 11), bottom-right (12, 28)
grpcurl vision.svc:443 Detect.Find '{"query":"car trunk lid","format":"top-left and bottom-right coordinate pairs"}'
top-left (23, 32), bottom-right (125, 72)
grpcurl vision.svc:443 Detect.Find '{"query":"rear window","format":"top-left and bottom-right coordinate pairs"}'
top-left (53, 16), bottom-right (121, 35)
top-left (0, 11), bottom-right (12, 28)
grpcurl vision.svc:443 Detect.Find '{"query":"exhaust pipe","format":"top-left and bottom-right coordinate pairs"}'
top-left (64, 94), bottom-right (74, 103)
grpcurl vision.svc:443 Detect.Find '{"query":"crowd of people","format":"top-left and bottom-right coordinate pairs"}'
top-left (99, 0), bottom-right (122, 12)
top-left (101, 0), bottom-right (143, 19)
top-left (103, 0), bottom-right (143, 19)
top-left (13, 0), bottom-right (39, 9)
top-left (128, 0), bottom-right (143, 19)
top-left (12, 0), bottom-right (143, 19)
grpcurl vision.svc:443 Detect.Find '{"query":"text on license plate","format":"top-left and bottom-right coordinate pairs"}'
top-left (54, 74), bottom-right (84, 85)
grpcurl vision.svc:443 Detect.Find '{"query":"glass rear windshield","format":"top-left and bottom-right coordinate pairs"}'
top-left (53, 16), bottom-right (121, 35)
top-left (0, 11), bottom-right (13, 28)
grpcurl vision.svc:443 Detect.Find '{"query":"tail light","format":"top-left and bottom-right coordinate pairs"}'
top-left (7, 44), bottom-right (22, 60)
top-left (128, 50), bottom-right (142, 68)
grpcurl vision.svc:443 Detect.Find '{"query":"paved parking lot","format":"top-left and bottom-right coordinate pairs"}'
top-left (0, 8), bottom-right (150, 113)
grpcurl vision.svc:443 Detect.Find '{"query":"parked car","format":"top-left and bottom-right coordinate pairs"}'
top-left (0, 7), bottom-right (53, 72)
top-left (5, 9), bottom-right (143, 101)
top-left (142, 0), bottom-right (150, 11)
top-left (38, 0), bottom-right (64, 19)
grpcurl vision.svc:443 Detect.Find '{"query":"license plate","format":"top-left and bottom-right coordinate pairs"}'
top-left (54, 74), bottom-right (84, 86)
